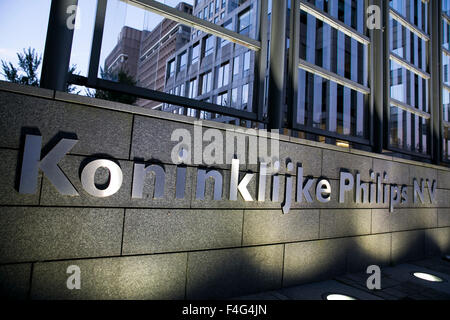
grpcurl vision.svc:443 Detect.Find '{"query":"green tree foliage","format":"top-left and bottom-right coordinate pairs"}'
top-left (89, 67), bottom-right (137, 105)
top-left (1, 47), bottom-right (79, 93)
top-left (1, 47), bottom-right (41, 86)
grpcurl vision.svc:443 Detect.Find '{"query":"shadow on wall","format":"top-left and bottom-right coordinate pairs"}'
top-left (185, 245), bottom-right (284, 300)
top-left (186, 216), bottom-right (449, 300)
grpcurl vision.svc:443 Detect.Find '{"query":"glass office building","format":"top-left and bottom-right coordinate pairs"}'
top-left (2, 0), bottom-right (450, 166)
top-left (161, 0), bottom-right (258, 123)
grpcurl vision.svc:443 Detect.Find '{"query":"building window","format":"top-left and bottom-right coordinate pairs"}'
top-left (191, 43), bottom-right (199, 64)
top-left (390, 17), bottom-right (427, 72)
top-left (231, 87), bottom-right (238, 108)
top-left (389, 105), bottom-right (429, 154)
top-left (217, 91), bottom-right (229, 106)
top-left (233, 56), bottom-right (240, 79)
top-left (299, 10), bottom-right (368, 86)
top-left (203, 35), bottom-right (215, 58)
top-left (238, 9), bottom-right (251, 35)
top-left (307, 0), bottom-right (365, 33)
top-left (444, 127), bottom-right (450, 161)
top-left (388, 2), bottom-right (430, 155)
top-left (221, 20), bottom-right (233, 47)
top-left (189, 78), bottom-right (198, 98)
top-left (209, 2), bottom-right (214, 18)
top-left (298, 69), bottom-right (367, 137)
top-left (215, 0), bottom-right (220, 12)
top-left (222, 0), bottom-right (226, 9)
top-left (178, 51), bottom-right (187, 72)
top-left (389, 61), bottom-right (428, 112)
top-left (243, 51), bottom-right (250, 72)
top-left (295, 6), bottom-right (369, 143)
top-left (200, 71), bottom-right (212, 95)
top-left (187, 108), bottom-right (197, 117)
top-left (242, 83), bottom-right (249, 106)
top-left (217, 62), bottom-right (230, 88)
top-left (167, 59), bottom-right (175, 78)
top-left (390, 0), bottom-right (428, 33)
top-left (444, 18), bottom-right (450, 51)
top-left (203, 7), bottom-right (208, 20)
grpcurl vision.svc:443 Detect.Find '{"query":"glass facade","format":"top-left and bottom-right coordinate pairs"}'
top-left (297, 0), bottom-right (369, 142)
top-left (390, 17), bottom-right (427, 72)
top-left (305, 0), bottom-right (365, 32)
top-left (444, 0), bottom-right (450, 161)
top-left (298, 70), bottom-right (368, 138)
top-left (390, 0), bottom-right (428, 33)
top-left (3, 0), bottom-right (450, 164)
top-left (388, 0), bottom-right (430, 156)
top-left (161, 0), bottom-right (256, 121)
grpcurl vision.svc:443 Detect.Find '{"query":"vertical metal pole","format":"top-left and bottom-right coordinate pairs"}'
top-left (267, 0), bottom-right (287, 130)
top-left (431, 0), bottom-right (442, 163)
top-left (288, 0), bottom-right (300, 130)
top-left (371, 0), bottom-right (385, 153)
top-left (255, 0), bottom-right (268, 124)
top-left (40, 0), bottom-right (78, 91)
top-left (383, 0), bottom-right (390, 150)
top-left (88, 0), bottom-right (108, 85)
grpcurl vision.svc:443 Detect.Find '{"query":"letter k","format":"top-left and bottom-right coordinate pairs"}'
top-left (230, 159), bottom-right (254, 201)
top-left (19, 135), bottom-right (79, 196)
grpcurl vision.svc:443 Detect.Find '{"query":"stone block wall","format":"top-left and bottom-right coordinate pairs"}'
top-left (0, 81), bottom-right (449, 299)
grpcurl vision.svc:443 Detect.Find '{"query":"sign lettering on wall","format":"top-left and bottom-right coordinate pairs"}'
top-left (18, 134), bottom-right (437, 214)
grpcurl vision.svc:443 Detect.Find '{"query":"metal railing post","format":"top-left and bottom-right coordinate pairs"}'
top-left (371, 0), bottom-right (386, 153)
top-left (267, 0), bottom-right (287, 130)
top-left (431, 0), bottom-right (443, 163)
top-left (40, 0), bottom-right (78, 91)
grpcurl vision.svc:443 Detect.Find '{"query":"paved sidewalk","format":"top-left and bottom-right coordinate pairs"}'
top-left (235, 256), bottom-right (450, 300)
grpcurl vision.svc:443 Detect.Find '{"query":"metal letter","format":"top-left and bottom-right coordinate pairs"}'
top-left (258, 163), bottom-right (267, 201)
top-left (339, 172), bottom-right (354, 203)
top-left (282, 162), bottom-right (294, 214)
top-left (426, 179), bottom-right (437, 203)
top-left (131, 163), bottom-right (165, 199)
top-left (230, 159), bottom-right (254, 201)
top-left (316, 179), bottom-right (331, 203)
top-left (19, 134), bottom-right (79, 196)
top-left (355, 173), bottom-right (369, 204)
top-left (377, 173), bottom-right (382, 204)
top-left (237, 173), bottom-right (254, 202)
top-left (272, 160), bottom-right (280, 202)
top-left (196, 169), bottom-right (222, 200)
top-left (389, 185), bottom-right (400, 213)
top-left (176, 166), bottom-right (187, 199)
top-left (413, 179), bottom-right (425, 204)
top-left (401, 186), bottom-right (408, 204)
top-left (296, 167), bottom-right (314, 203)
top-left (81, 159), bottom-right (123, 197)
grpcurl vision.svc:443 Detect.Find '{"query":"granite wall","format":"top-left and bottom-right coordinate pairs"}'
top-left (0, 81), bottom-right (449, 299)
